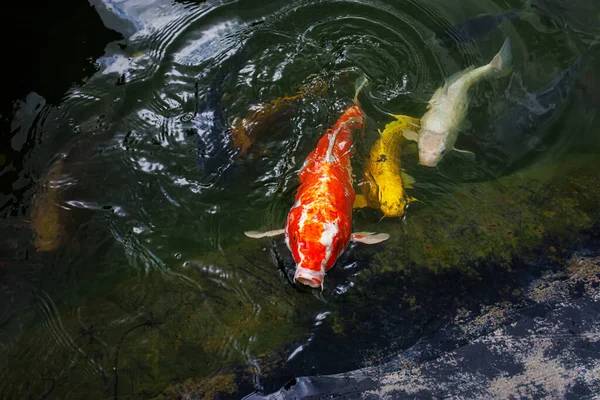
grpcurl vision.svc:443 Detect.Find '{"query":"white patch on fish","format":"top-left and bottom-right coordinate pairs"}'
top-left (319, 221), bottom-right (339, 270)
top-left (325, 127), bottom-right (340, 163)
top-left (288, 205), bottom-right (310, 266)
top-left (324, 116), bottom-right (361, 163)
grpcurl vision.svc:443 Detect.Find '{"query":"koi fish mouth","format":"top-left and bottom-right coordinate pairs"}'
top-left (418, 152), bottom-right (440, 167)
top-left (294, 266), bottom-right (324, 289)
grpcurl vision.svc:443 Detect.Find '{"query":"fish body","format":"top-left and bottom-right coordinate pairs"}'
top-left (284, 105), bottom-right (362, 287)
top-left (31, 159), bottom-right (65, 252)
top-left (405, 37), bottom-right (512, 167)
top-left (355, 115), bottom-right (419, 218)
top-left (230, 77), bottom-right (327, 157)
top-left (230, 95), bottom-right (296, 157)
top-left (245, 103), bottom-right (390, 288)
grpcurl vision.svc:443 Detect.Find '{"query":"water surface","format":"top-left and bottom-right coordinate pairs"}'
top-left (1, 0), bottom-right (600, 398)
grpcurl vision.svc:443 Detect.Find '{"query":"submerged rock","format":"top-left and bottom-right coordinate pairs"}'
top-left (362, 153), bottom-right (600, 274)
top-left (246, 252), bottom-right (600, 399)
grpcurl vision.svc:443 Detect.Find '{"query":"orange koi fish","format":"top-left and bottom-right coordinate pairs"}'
top-left (245, 79), bottom-right (389, 288)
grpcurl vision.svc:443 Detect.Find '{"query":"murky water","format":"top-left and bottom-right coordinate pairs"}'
top-left (1, 0), bottom-right (600, 398)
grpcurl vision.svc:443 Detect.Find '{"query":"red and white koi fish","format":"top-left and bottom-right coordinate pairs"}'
top-left (245, 95), bottom-right (389, 288)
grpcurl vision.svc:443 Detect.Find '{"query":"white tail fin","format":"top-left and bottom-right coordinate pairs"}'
top-left (490, 37), bottom-right (512, 77)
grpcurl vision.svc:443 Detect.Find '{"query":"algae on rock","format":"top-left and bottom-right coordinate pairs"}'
top-left (0, 239), bottom-right (315, 399)
top-left (363, 154), bottom-right (600, 275)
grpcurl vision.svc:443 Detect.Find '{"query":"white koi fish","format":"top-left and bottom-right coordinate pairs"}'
top-left (403, 37), bottom-right (513, 167)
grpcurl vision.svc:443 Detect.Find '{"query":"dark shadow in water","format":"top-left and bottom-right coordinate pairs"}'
top-left (193, 46), bottom-right (250, 184)
top-left (0, 0), bottom-right (122, 202)
top-left (481, 44), bottom-right (597, 177)
top-left (0, 0), bottom-right (122, 113)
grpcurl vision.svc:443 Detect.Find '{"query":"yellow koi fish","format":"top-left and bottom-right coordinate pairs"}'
top-left (354, 114), bottom-right (420, 218)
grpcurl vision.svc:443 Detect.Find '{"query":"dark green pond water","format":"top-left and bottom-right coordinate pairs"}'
top-left (1, 0), bottom-right (600, 398)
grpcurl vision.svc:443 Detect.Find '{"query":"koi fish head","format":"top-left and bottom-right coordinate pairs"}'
top-left (418, 129), bottom-right (447, 167)
top-left (287, 212), bottom-right (351, 289)
top-left (373, 177), bottom-right (409, 218)
top-left (380, 196), bottom-right (409, 218)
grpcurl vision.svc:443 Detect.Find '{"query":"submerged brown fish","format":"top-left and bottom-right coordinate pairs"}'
top-left (31, 159), bottom-right (66, 252)
top-left (354, 114), bottom-right (420, 218)
top-left (229, 76), bottom-right (327, 157)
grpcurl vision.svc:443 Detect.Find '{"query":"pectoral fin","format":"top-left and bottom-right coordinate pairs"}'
top-left (458, 119), bottom-right (472, 131)
top-left (453, 148), bottom-right (476, 159)
top-left (407, 118), bottom-right (421, 128)
top-left (401, 170), bottom-right (416, 188)
top-left (402, 129), bottom-right (419, 142)
top-left (353, 194), bottom-right (369, 209)
top-left (244, 229), bottom-right (285, 238)
top-left (351, 232), bottom-right (390, 244)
